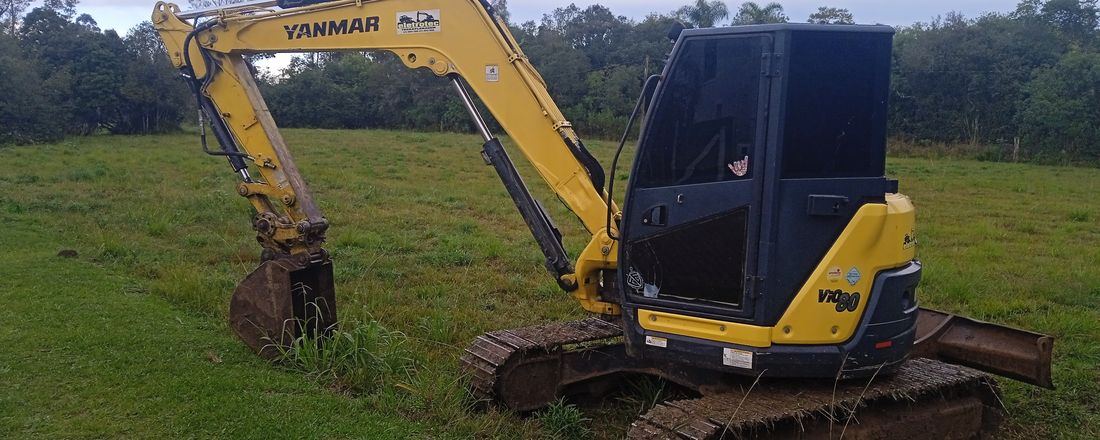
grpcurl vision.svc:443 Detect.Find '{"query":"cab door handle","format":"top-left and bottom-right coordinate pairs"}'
top-left (807, 195), bottom-right (850, 216)
top-left (642, 205), bottom-right (664, 226)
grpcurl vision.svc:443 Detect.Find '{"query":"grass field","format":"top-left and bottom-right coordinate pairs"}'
top-left (1, 129), bottom-right (1097, 439)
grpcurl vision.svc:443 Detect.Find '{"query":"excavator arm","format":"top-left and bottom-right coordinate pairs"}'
top-left (150, 0), bottom-right (622, 348)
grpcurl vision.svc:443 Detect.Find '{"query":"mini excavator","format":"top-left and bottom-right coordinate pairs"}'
top-left (152, 1), bottom-right (1055, 437)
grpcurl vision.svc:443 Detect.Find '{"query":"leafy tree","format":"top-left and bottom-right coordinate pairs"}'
top-left (732, 2), bottom-right (788, 25)
top-left (0, 0), bottom-right (31, 35)
top-left (42, 0), bottom-right (78, 19)
top-left (10, 8), bottom-right (188, 138)
top-left (265, 60), bottom-right (344, 128)
top-left (808, 6), bottom-right (855, 24)
top-left (67, 29), bottom-right (127, 134)
top-left (264, 52), bottom-right (469, 132)
top-left (1039, 0), bottom-right (1099, 43)
top-left (20, 6), bottom-right (79, 68)
top-left (1018, 50), bottom-right (1100, 162)
top-left (891, 11), bottom-right (1067, 146)
top-left (675, 0), bottom-right (730, 28)
top-left (75, 13), bottom-right (97, 31)
top-left (515, 14), bottom-right (592, 112)
top-left (1015, 0), bottom-right (1045, 17)
top-left (510, 6), bottom-right (676, 137)
top-left (19, 7), bottom-right (79, 130)
top-left (0, 33), bottom-right (61, 144)
top-left (580, 64), bottom-right (642, 136)
top-left (115, 21), bottom-right (189, 134)
top-left (490, 0), bottom-right (510, 24)
top-left (546, 5), bottom-right (633, 67)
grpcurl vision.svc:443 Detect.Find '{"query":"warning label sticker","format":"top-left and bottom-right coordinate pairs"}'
top-left (723, 348), bottom-right (754, 369)
top-left (645, 336), bottom-right (668, 348)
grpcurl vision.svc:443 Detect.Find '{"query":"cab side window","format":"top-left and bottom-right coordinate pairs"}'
top-left (635, 37), bottom-right (764, 189)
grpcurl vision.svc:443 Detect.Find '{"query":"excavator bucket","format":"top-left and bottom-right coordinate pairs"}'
top-left (229, 255), bottom-right (337, 359)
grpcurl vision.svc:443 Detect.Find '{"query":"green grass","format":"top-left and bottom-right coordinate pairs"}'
top-left (1, 129), bottom-right (1097, 438)
top-left (273, 319), bottom-right (416, 395)
top-left (538, 400), bottom-right (593, 440)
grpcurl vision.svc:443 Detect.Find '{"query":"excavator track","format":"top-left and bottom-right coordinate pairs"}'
top-left (462, 318), bottom-right (626, 411)
top-left (627, 358), bottom-right (1002, 439)
top-left (463, 319), bottom-right (1008, 439)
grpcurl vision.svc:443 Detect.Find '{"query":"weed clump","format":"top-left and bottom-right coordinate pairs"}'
top-left (1068, 209), bottom-right (1091, 223)
top-left (273, 319), bottom-right (415, 395)
top-left (539, 399), bottom-right (592, 440)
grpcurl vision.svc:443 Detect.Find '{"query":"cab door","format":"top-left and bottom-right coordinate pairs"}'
top-left (620, 34), bottom-right (772, 320)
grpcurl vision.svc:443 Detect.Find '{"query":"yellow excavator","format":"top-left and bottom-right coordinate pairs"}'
top-left (152, 0), bottom-right (1055, 437)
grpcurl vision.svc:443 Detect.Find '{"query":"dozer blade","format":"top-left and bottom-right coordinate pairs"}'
top-left (914, 308), bottom-right (1054, 389)
top-left (229, 254), bottom-right (336, 359)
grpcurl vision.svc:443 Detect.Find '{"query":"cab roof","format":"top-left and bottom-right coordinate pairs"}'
top-left (680, 23), bottom-right (895, 38)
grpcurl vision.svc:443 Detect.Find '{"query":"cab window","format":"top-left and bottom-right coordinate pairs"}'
top-left (634, 36), bottom-right (765, 189)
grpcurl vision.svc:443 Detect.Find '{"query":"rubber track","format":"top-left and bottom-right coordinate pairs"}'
top-left (627, 357), bottom-right (996, 439)
top-left (461, 318), bottom-right (623, 401)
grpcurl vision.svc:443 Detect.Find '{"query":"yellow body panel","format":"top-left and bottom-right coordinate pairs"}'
top-left (638, 194), bottom-right (917, 347)
top-left (638, 310), bottom-right (773, 348)
top-left (773, 193), bottom-right (916, 343)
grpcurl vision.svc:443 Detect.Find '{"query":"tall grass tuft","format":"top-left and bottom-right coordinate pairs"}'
top-left (272, 317), bottom-right (416, 395)
top-left (538, 399), bottom-right (592, 440)
top-left (616, 376), bottom-right (689, 414)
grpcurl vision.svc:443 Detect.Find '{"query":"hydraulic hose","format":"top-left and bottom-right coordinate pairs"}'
top-left (182, 19), bottom-right (252, 171)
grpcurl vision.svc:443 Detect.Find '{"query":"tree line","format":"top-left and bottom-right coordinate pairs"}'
top-left (2, 0), bottom-right (1100, 164)
top-left (0, 0), bottom-right (188, 144)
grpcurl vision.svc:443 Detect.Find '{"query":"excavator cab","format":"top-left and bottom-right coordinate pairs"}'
top-left (619, 25), bottom-right (909, 378)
